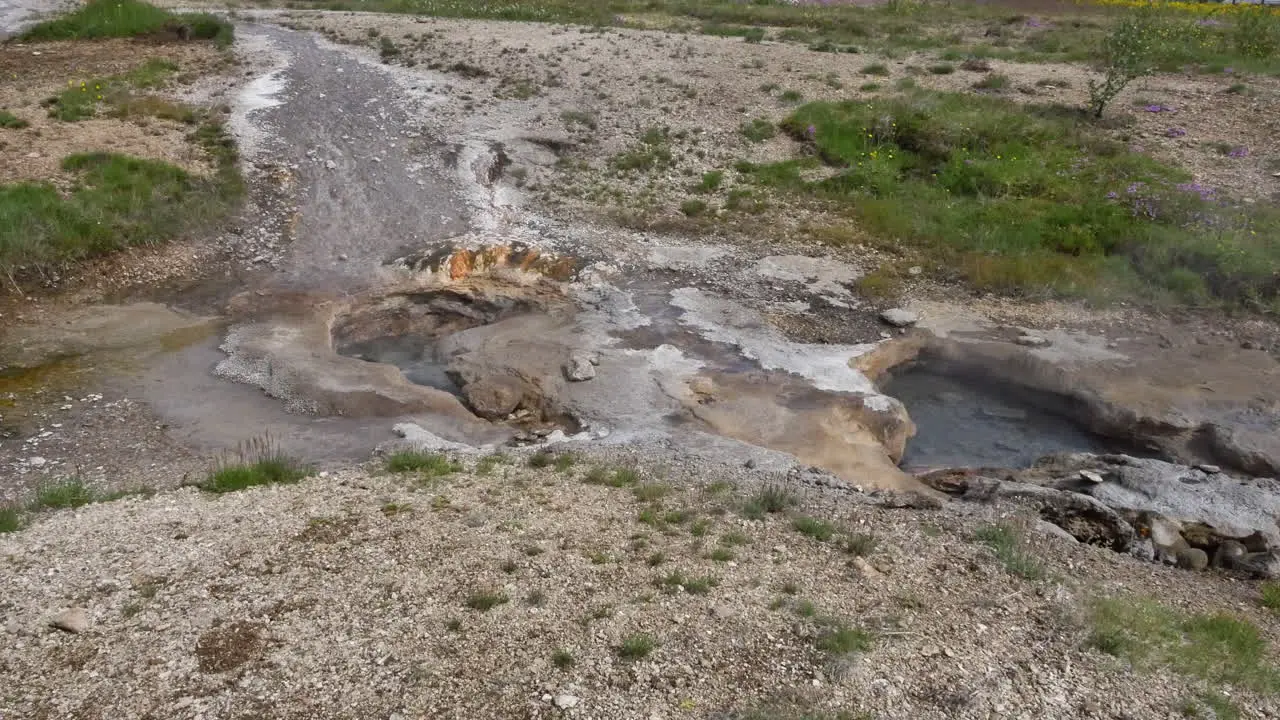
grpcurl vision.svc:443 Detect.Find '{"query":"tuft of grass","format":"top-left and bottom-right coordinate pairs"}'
top-left (861, 63), bottom-right (890, 76)
top-left (500, 559), bottom-right (518, 574)
top-left (679, 198), bottom-right (709, 217)
top-left (618, 632), bottom-right (656, 660)
top-left (32, 477), bottom-right (95, 510)
top-left (961, 57), bottom-right (992, 72)
top-left (815, 621), bottom-right (874, 656)
top-left (476, 452), bottom-right (510, 475)
top-left (202, 435), bottom-right (310, 494)
top-left (858, 82), bottom-right (882, 92)
top-left (585, 465), bottom-right (640, 488)
top-left (561, 109), bottom-right (598, 129)
top-left (525, 590), bottom-right (547, 607)
top-left (464, 590), bottom-right (510, 612)
top-left (791, 515), bottom-right (836, 542)
top-left (696, 170), bottom-right (724, 193)
top-left (445, 618), bottom-right (462, 632)
top-left (647, 551), bottom-right (668, 567)
top-left (709, 547), bottom-right (735, 562)
top-left (0, 111), bottom-right (29, 129)
top-left (23, 0), bottom-right (233, 48)
top-left (779, 89), bottom-right (804, 103)
top-left (657, 570), bottom-right (717, 595)
top-left (974, 523), bottom-right (1043, 580)
top-left (690, 518), bottom-right (712, 537)
top-left (385, 450), bottom-right (460, 476)
top-left (1261, 582), bottom-right (1280, 613)
top-left (0, 505), bottom-right (24, 533)
top-left (973, 73), bottom-right (1011, 91)
top-left (528, 451), bottom-right (555, 469)
top-left (1089, 597), bottom-right (1280, 693)
top-left (720, 530), bottom-right (751, 547)
top-left (928, 63), bottom-right (955, 75)
top-left (552, 648), bottom-right (575, 669)
top-left (554, 452), bottom-right (577, 472)
top-left (741, 484), bottom-right (796, 519)
top-left (841, 532), bottom-right (878, 557)
top-left (739, 118), bottom-right (776, 143)
top-left (633, 483), bottom-right (671, 502)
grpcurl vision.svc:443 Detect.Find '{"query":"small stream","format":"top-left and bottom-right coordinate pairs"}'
top-left (882, 364), bottom-right (1114, 470)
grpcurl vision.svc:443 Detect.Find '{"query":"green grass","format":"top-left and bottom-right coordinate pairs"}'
top-left (618, 632), bottom-right (656, 660)
top-left (1089, 597), bottom-right (1280, 693)
top-left (841, 532), bottom-right (878, 557)
top-left (679, 198), bottom-right (708, 217)
top-left (696, 170), bottom-right (724, 193)
top-left (708, 547), bottom-right (735, 562)
top-left (740, 89), bottom-right (1280, 309)
top-left (973, 73), bottom-right (1011, 91)
top-left (928, 63), bottom-right (955, 75)
top-left (0, 505), bottom-right (22, 533)
top-left (23, 0), bottom-right (233, 47)
top-left (741, 484), bottom-right (796, 519)
top-left (475, 452), bottom-right (510, 475)
top-left (0, 111), bottom-right (28, 129)
top-left (552, 648), bottom-right (575, 669)
top-left (34, 478), bottom-right (96, 509)
top-left (815, 621), bottom-right (873, 656)
top-left (861, 63), bottom-right (890, 76)
top-left (585, 466), bottom-right (639, 487)
top-left (1262, 582), bottom-right (1280, 613)
top-left (973, 523), bottom-right (1043, 580)
top-left (791, 515), bottom-right (836, 542)
top-left (464, 590), bottom-right (510, 612)
top-left (656, 570), bottom-right (717, 595)
top-left (385, 450), bottom-right (461, 476)
top-left (1, 117), bottom-right (242, 277)
top-left (201, 435), bottom-right (311, 493)
top-left (739, 118), bottom-right (776, 143)
top-left (632, 483), bottom-right (671, 502)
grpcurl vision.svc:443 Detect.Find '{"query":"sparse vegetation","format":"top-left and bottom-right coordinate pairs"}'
top-left (972, 73), bottom-right (1010, 91)
top-left (861, 63), bottom-right (890, 76)
top-left (791, 515), bottom-right (836, 542)
top-left (815, 620), bottom-right (873, 657)
top-left (657, 570), bottom-right (717, 595)
top-left (33, 477), bottom-right (95, 510)
top-left (1089, 597), bottom-right (1280, 693)
top-left (633, 483), bottom-right (671, 502)
top-left (841, 532), bottom-right (878, 557)
top-left (464, 590), bottom-right (510, 612)
top-left (974, 523), bottom-right (1043, 580)
top-left (708, 547), bottom-right (735, 562)
top-left (679, 198), bottom-right (709, 217)
top-left (202, 436), bottom-right (311, 494)
top-left (618, 632), bottom-right (656, 660)
top-left (741, 484), bottom-right (796, 519)
top-left (552, 648), bottom-right (575, 669)
top-left (739, 118), bottom-right (776, 143)
top-left (1087, 11), bottom-right (1157, 118)
top-left (1259, 582), bottom-right (1280, 613)
top-left (0, 111), bottom-right (28, 129)
top-left (928, 63), bottom-right (955, 75)
top-left (386, 450), bottom-right (460, 476)
top-left (0, 505), bottom-right (24, 533)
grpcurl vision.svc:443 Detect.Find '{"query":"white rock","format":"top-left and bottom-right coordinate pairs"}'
top-left (879, 308), bottom-right (918, 328)
top-left (1015, 334), bottom-right (1051, 347)
top-left (325, 160), bottom-right (337, 169)
top-left (27, 456), bottom-right (46, 467)
top-left (553, 694), bottom-right (579, 709)
top-left (1078, 470), bottom-right (1105, 484)
top-left (50, 607), bottom-right (89, 634)
top-left (564, 353), bottom-right (596, 382)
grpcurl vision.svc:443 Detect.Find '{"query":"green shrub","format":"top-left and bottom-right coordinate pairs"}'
top-left (22, 0), bottom-right (233, 47)
top-left (1087, 12), bottom-right (1157, 118)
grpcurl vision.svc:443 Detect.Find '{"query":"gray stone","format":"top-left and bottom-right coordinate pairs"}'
top-left (1175, 547), bottom-right (1209, 571)
top-left (1015, 334), bottom-right (1051, 348)
top-left (50, 607), bottom-right (89, 634)
top-left (563, 353), bottom-right (596, 382)
top-left (1213, 539), bottom-right (1247, 569)
top-left (553, 694), bottom-right (580, 710)
top-left (1078, 470), bottom-right (1105, 484)
top-left (879, 308), bottom-right (919, 328)
top-left (1034, 520), bottom-right (1079, 544)
top-left (1238, 551), bottom-right (1280, 579)
top-left (1128, 538), bottom-right (1156, 563)
top-left (1196, 464), bottom-right (1221, 474)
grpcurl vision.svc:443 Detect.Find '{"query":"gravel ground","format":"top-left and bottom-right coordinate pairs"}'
top-left (3, 454), bottom-right (1280, 719)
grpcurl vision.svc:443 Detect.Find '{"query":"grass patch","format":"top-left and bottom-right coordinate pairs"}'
top-left (464, 590), bottom-right (510, 612)
top-left (743, 89), bottom-right (1280, 309)
top-left (0, 111), bottom-right (29, 129)
top-left (741, 484), bottom-right (796, 519)
top-left (633, 483), bottom-right (671, 502)
top-left (385, 450), bottom-right (460, 476)
top-left (861, 63), bottom-right (890, 76)
top-left (973, 73), bottom-right (1011, 91)
top-left (475, 452), bottom-right (510, 475)
top-left (974, 523), bottom-right (1043, 580)
top-left (585, 466), bottom-right (639, 488)
top-left (791, 515), bottom-right (836, 542)
top-left (1, 118), bottom-right (241, 277)
top-left (679, 198), bottom-right (708, 217)
top-left (0, 505), bottom-right (22, 533)
top-left (201, 435), bottom-right (310, 494)
top-left (708, 547), bottom-right (735, 562)
top-left (696, 170), bottom-right (724, 193)
top-left (552, 648), bottom-right (575, 669)
top-left (928, 63), bottom-right (955, 74)
top-left (740, 118), bottom-right (776, 143)
top-left (841, 532), bottom-right (878, 557)
top-left (657, 570), bottom-right (717, 595)
top-left (618, 632), bottom-right (656, 660)
top-left (23, 0), bottom-right (233, 48)
top-left (815, 621), bottom-right (873, 656)
top-left (1261, 582), bottom-right (1280, 613)
top-left (1089, 597), bottom-right (1280, 693)
top-left (32, 477), bottom-right (95, 509)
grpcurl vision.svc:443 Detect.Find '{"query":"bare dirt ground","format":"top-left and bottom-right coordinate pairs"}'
top-left (3, 460), bottom-right (1280, 720)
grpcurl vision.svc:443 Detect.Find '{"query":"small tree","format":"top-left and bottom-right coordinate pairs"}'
top-left (1087, 12), bottom-right (1157, 119)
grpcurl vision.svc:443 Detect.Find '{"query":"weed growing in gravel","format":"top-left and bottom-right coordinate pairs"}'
top-left (445, 618), bottom-right (462, 632)
top-left (859, 82), bottom-right (882, 91)
top-left (379, 36), bottom-right (401, 61)
top-left (690, 518), bottom-right (712, 537)
top-left (618, 633), bottom-right (656, 660)
top-left (680, 198), bottom-right (709, 217)
top-left (696, 170), bottom-right (724, 193)
top-left (647, 551), bottom-right (668, 567)
top-left (1261, 582), bottom-right (1280, 612)
top-left (974, 523), bottom-right (1043, 580)
top-left (841, 532), bottom-right (879, 557)
top-left (791, 515), bottom-right (836, 542)
top-left (779, 89), bottom-right (803, 103)
top-left (385, 450), bottom-right (459, 476)
top-left (0, 111), bottom-right (28, 129)
top-left (476, 452), bottom-right (510, 475)
top-left (633, 483), bottom-right (671, 502)
top-left (0, 505), bottom-right (22, 533)
top-left (464, 590), bottom-right (510, 612)
top-left (741, 484), bottom-right (796, 519)
top-left (709, 547), bottom-right (735, 562)
top-left (554, 453), bottom-right (577, 472)
top-left (500, 559), bottom-right (518, 574)
top-left (525, 590), bottom-right (547, 607)
top-left (929, 63), bottom-right (955, 74)
top-left (657, 570), bottom-right (717, 595)
top-left (720, 530), bottom-right (752, 547)
top-left (31, 477), bottom-right (94, 509)
top-left (861, 63), bottom-right (890, 76)
top-left (552, 648), bottom-right (576, 669)
top-left (1182, 691), bottom-right (1242, 720)
top-left (560, 109), bottom-right (598, 129)
top-left (739, 118), bottom-right (776, 143)
top-left (1089, 597), bottom-right (1280, 692)
top-left (973, 73), bottom-right (1011, 91)
top-left (815, 621), bottom-right (874, 657)
top-left (781, 582), bottom-right (799, 595)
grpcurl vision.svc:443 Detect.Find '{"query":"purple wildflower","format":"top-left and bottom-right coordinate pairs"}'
top-left (1145, 104), bottom-right (1175, 113)
top-left (1176, 182), bottom-right (1216, 201)
top-left (806, 124), bottom-right (816, 139)
top-left (1166, 127), bottom-right (1186, 138)
top-left (1106, 191), bottom-right (1119, 200)
top-left (1228, 146), bottom-right (1249, 158)
top-left (1126, 182), bottom-right (1144, 194)
top-left (1224, 67), bottom-right (1235, 75)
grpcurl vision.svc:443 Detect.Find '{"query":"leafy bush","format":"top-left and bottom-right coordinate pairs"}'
top-left (1088, 12), bottom-right (1157, 118)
